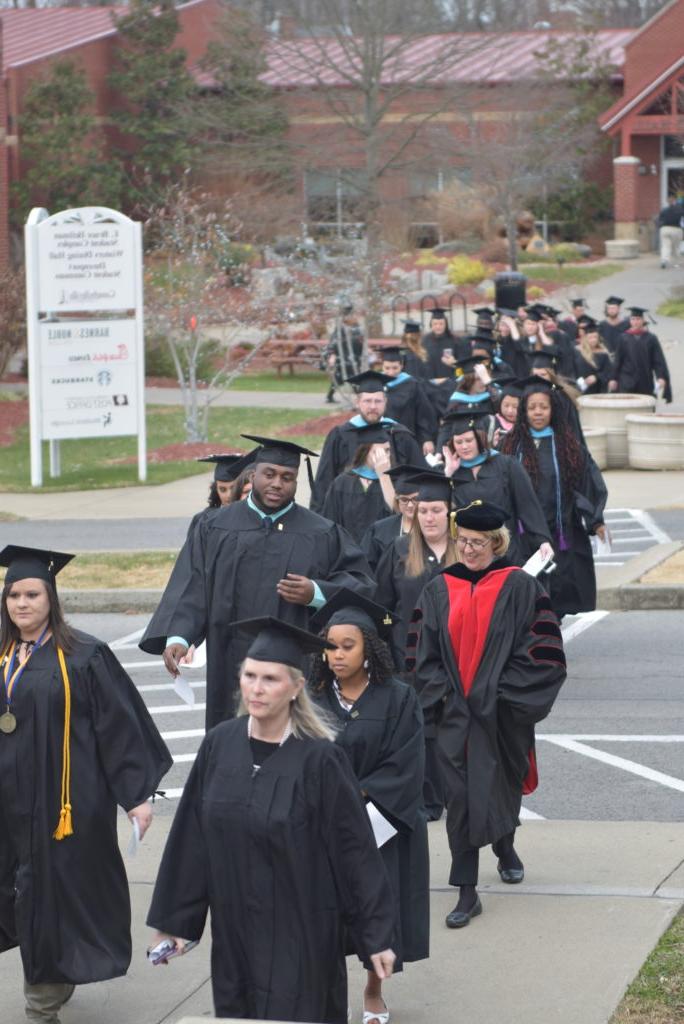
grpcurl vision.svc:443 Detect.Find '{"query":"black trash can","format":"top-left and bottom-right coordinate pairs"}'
top-left (494, 272), bottom-right (527, 313)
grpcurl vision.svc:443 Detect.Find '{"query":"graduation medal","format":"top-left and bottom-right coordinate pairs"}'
top-left (0, 710), bottom-right (16, 734)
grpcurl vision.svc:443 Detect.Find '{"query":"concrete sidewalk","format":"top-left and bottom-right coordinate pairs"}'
top-left (1, 817), bottom-right (680, 1024)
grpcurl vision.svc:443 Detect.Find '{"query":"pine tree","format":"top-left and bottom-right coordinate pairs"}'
top-left (13, 59), bottom-right (123, 223)
top-left (109, 0), bottom-right (195, 211)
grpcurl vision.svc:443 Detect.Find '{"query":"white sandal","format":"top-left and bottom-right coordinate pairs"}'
top-left (363, 999), bottom-right (389, 1024)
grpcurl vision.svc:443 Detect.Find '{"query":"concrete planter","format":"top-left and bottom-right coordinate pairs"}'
top-left (604, 239), bottom-right (639, 259)
top-left (626, 413), bottom-right (684, 470)
top-left (579, 394), bottom-right (656, 468)
top-left (582, 427), bottom-right (608, 470)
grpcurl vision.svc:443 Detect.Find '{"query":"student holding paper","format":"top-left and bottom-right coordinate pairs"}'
top-left (0, 545), bottom-right (171, 1024)
top-left (309, 591), bottom-right (429, 1024)
top-left (148, 617), bottom-right (396, 1024)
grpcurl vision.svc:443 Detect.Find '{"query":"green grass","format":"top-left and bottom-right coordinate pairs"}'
top-left (0, 551), bottom-right (178, 590)
top-left (611, 911), bottom-right (684, 1023)
top-left (0, 405), bottom-right (330, 493)
top-left (524, 262), bottom-right (623, 285)
top-left (657, 299), bottom-right (684, 319)
top-left (228, 370), bottom-right (329, 393)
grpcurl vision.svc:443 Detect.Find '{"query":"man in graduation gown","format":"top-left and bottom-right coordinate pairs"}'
top-left (421, 308), bottom-right (470, 377)
top-left (310, 371), bottom-right (426, 512)
top-left (152, 437), bottom-right (376, 728)
top-left (599, 296), bottom-right (630, 354)
top-left (609, 307), bottom-right (672, 402)
top-left (380, 348), bottom-right (438, 454)
top-left (139, 449), bottom-right (258, 658)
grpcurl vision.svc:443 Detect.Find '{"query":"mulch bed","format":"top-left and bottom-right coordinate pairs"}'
top-left (0, 399), bottom-right (28, 445)
top-left (280, 411), bottom-right (351, 437)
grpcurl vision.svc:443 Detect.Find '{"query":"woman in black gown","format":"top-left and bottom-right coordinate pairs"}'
top-left (0, 545), bottom-right (171, 1024)
top-left (321, 427), bottom-right (395, 544)
top-left (309, 590), bottom-right (429, 1024)
top-left (440, 408), bottom-right (553, 567)
top-left (573, 317), bottom-right (613, 395)
top-left (147, 617), bottom-right (396, 1024)
top-left (501, 378), bottom-right (608, 618)
top-left (413, 502), bottom-right (566, 929)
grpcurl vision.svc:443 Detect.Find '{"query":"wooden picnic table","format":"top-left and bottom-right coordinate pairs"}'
top-left (263, 337), bottom-right (326, 377)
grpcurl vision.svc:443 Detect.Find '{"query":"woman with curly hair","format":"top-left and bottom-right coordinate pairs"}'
top-left (309, 591), bottom-right (429, 1024)
top-left (501, 378), bottom-right (608, 617)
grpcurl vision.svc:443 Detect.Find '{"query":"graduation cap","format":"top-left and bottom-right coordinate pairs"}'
top-left (522, 308), bottom-right (544, 322)
top-left (577, 316), bottom-right (598, 331)
top-left (605, 296), bottom-right (624, 306)
top-left (197, 449), bottom-right (259, 483)
top-left (454, 355), bottom-right (487, 376)
top-left (348, 422), bottom-right (391, 446)
top-left (530, 347), bottom-right (560, 369)
top-left (518, 375), bottom-right (558, 395)
top-left (569, 298), bottom-right (586, 308)
top-left (441, 408), bottom-right (491, 436)
top-left (240, 435), bottom-right (319, 490)
top-left (404, 468), bottom-right (452, 503)
top-left (429, 307), bottom-right (448, 319)
top-left (627, 306), bottom-right (648, 317)
top-left (0, 545), bottom-right (74, 588)
top-left (453, 499), bottom-right (507, 531)
top-left (383, 463), bottom-right (425, 495)
top-left (379, 347), bottom-right (404, 363)
top-left (468, 333), bottom-right (496, 351)
top-left (497, 377), bottom-right (524, 398)
top-left (345, 370), bottom-right (394, 393)
top-left (473, 307), bottom-right (496, 320)
top-left (540, 304), bottom-right (561, 318)
top-left (401, 319), bottom-right (421, 335)
top-left (310, 588), bottom-right (397, 643)
top-left (233, 616), bottom-right (336, 671)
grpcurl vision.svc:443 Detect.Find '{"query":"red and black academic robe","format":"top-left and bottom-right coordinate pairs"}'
top-left (412, 561), bottom-right (566, 854)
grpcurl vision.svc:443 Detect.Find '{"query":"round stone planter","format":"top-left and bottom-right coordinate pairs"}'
top-left (626, 413), bottom-right (684, 470)
top-left (582, 427), bottom-right (608, 470)
top-left (578, 394), bottom-right (656, 468)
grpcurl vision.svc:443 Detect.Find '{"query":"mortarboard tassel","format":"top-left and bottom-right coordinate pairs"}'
top-left (53, 647), bottom-right (74, 840)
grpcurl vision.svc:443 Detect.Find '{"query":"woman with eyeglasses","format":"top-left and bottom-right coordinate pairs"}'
top-left (413, 501), bottom-right (566, 930)
top-left (360, 466), bottom-right (421, 574)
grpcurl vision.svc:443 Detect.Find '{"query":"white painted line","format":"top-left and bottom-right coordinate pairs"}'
top-left (520, 807), bottom-right (545, 820)
top-left (560, 610), bottom-right (609, 644)
top-left (149, 703), bottom-right (207, 715)
top-left (538, 734), bottom-right (684, 742)
top-left (628, 508), bottom-right (671, 545)
top-left (137, 680), bottom-right (205, 693)
top-left (119, 659), bottom-right (164, 670)
top-left (612, 537), bottom-right (652, 545)
top-left (541, 737), bottom-right (684, 793)
top-left (158, 788), bottom-right (184, 800)
top-left (109, 627), bottom-right (145, 650)
top-left (173, 753), bottom-right (197, 764)
top-left (596, 561), bottom-right (625, 566)
top-left (597, 551), bottom-right (642, 557)
top-left (160, 728), bottom-right (205, 740)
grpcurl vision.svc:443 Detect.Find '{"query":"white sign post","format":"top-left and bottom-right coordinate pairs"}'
top-left (25, 206), bottom-right (146, 487)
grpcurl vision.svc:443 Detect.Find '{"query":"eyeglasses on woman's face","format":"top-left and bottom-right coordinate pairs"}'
top-left (397, 495), bottom-right (418, 508)
top-left (456, 536), bottom-right (490, 550)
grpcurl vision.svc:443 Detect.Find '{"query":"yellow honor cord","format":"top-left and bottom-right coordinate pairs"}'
top-left (53, 647), bottom-right (74, 840)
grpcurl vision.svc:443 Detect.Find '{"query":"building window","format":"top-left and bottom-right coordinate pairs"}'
top-left (305, 169), bottom-right (366, 232)
top-left (664, 135), bottom-right (684, 159)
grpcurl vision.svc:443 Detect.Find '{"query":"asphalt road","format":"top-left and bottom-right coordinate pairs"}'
top-left (71, 608), bottom-right (684, 824)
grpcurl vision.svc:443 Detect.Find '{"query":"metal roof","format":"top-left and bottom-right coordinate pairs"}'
top-left (262, 29), bottom-right (633, 89)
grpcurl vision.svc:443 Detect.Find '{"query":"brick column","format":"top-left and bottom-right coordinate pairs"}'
top-left (613, 155), bottom-right (641, 241)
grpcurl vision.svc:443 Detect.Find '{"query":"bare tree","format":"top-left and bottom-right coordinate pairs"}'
top-left (262, 0), bottom-right (491, 332)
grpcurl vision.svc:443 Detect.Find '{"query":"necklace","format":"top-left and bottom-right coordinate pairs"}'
top-left (1, 626), bottom-right (49, 734)
top-left (333, 675), bottom-right (369, 709)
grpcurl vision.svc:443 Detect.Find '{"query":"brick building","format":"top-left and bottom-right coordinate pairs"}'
top-left (599, 0), bottom-right (684, 251)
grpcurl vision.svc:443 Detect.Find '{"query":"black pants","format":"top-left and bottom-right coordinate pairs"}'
top-left (449, 831), bottom-right (517, 886)
top-left (423, 738), bottom-right (445, 821)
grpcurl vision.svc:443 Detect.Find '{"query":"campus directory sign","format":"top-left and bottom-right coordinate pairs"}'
top-left (25, 207), bottom-right (146, 485)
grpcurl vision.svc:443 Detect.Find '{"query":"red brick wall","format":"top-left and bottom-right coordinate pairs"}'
top-left (622, 0), bottom-right (684, 97)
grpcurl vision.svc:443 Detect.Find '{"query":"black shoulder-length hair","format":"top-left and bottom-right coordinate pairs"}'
top-left (308, 625), bottom-right (395, 693)
top-left (1, 579), bottom-right (76, 655)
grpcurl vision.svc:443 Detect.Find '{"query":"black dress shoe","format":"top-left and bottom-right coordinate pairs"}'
top-left (445, 896), bottom-right (482, 929)
top-left (497, 861), bottom-right (524, 884)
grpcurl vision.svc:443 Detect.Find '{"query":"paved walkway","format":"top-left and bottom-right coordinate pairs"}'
top-left (0, 816), bottom-right (680, 1024)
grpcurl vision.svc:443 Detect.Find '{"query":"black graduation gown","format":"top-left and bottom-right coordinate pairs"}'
top-left (611, 329), bottom-right (672, 402)
top-left (532, 436), bottom-right (608, 616)
top-left (402, 349), bottom-right (430, 380)
top-left (147, 719), bottom-right (395, 1023)
top-left (0, 632), bottom-right (172, 984)
top-left (142, 501), bottom-right (375, 728)
top-left (547, 329), bottom-right (577, 380)
top-left (598, 317), bottom-right (630, 354)
top-left (422, 332), bottom-right (470, 378)
top-left (311, 682), bottom-right (429, 969)
top-left (311, 420), bottom-right (425, 513)
top-left (498, 335), bottom-right (532, 380)
top-left (572, 349), bottom-right (613, 394)
top-left (321, 471), bottom-right (392, 544)
top-left (361, 514), bottom-right (404, 574)
top-left (375, 535), bottom-right (444, 671)
top-left (414, 562), bottom-right (566, 854)
top-left (139, 506), bottom-right (216, 655)
top-left (449, 453), bottom-right (551, 566)
top-left (384, 376), bottom-right (436, 445)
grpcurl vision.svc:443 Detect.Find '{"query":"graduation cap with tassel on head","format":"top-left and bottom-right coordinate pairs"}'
top-left (240, 435), bottom-right (319, 493)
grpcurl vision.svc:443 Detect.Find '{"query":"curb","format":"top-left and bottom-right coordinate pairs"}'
top-left (61, 589), bottom-right (163, 614)
top-left (597, 540), bottom-right (684, 611)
